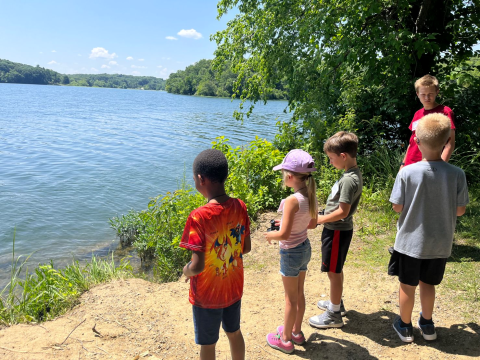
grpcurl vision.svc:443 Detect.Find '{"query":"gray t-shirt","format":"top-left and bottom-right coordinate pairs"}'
top-left (390, 161), bottom-right (469, 259)
top-left (324, 167), bottom-right (363, 231)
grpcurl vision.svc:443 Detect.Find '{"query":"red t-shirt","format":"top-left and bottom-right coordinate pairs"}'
top-left (404, 105), bottom-right (455, 166)
top-left (180, 198), bottom-right (250, 309)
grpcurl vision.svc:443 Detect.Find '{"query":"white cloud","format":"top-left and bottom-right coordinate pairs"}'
top-left (39, 52), bottom-right (43, 54)
top-left (166, 36), bottom-right (177, 41)
top-left (132, 71), bottom-right (141, 75)
top-left (89, 47), bottom-right (117, 59)
top-left (52, 50), bottom-right (56, 53)
top-left (91, 68), bottom-right (99, 72)
top-left (138, 58), bottom-right (144, 61)
top-left (101, 64), bottom-right (110, 69)
top-left (131, 65), bottom-right (147, 69)
top-left (177, 29), bottom-right (202, 39)
top-left (157, 65), bottom-right (163, 68)
top-left (161, 56), bottom-right (171, 60)
top-left (48, 60), bottom-right (58, 64)
top-left (109, 61), bottom-right (118, 65)
top-left (157, 67), bottom-right (172, 78)
top-left (126, 56), bottom-right (134, 60)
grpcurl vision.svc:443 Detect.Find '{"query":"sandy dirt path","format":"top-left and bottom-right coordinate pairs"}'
top-left (0, 213), bottom-right (478, 359)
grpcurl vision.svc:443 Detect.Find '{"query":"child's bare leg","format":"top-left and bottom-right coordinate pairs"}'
top-left (225, 329), bottom-right (245, 360)
top-left (282, 276), bottom-right (299, 341)
top-left (419, 281), bottom-right (435, 320)
top-left (328, 271), bottom-right (343, 305)
top-left (399, 282), bottom-right (416, 324)
top-left (200, 344), bottom-right (216, 360)
top-left (293, 271), bottom-right (307, 334)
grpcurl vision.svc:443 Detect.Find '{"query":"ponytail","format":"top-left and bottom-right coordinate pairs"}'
top-left (306, 175), bottom-right (318, 219)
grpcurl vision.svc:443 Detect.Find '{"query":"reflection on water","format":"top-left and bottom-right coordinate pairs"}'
top-left (0, 84), bottom-right (290, 285)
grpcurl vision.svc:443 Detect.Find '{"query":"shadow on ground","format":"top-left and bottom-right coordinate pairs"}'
top-left (335, 310), bottom-right (480, 357)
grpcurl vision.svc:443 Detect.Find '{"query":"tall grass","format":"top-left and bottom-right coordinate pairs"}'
top-left (0, 233), bottom-right (133, 325)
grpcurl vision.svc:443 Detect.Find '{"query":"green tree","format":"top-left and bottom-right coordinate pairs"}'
top-left (213, 0), bottom-right (480, 153)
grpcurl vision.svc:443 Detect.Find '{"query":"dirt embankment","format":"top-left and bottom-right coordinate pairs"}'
top-left (0, 213), bottom-right (478, 359)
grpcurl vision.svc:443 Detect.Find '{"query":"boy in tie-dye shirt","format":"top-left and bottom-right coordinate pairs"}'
top-left (180, 149), bottom-right (251, 360)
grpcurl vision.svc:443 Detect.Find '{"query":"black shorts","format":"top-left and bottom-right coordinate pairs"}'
top-left (388, 250), bottom-right (447, 286)
top-left (321, 228), bottom-right (353, 273)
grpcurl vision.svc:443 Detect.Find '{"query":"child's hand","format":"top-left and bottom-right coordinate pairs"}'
top-left (317, 215), bottom-right (326, 224)
top-left (184, 275), bottom-right (190, 283)
top-left (264, 231), bottom-right (274, 244)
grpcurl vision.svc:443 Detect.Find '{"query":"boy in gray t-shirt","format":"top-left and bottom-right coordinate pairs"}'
top-left (389, 113), bottom-right (469, 343)
top-left (309, 131), bottom-right (363, 329)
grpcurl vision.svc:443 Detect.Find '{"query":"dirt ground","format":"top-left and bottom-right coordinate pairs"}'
top-left (0, 213), bottom-right (478, 359)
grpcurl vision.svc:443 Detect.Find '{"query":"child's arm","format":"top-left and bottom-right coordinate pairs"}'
top-left (392, 203), bottom-right (403, 213)
top-left (265, 195), bottom-right (298, 242)
top-left (317, 202), bottom-right (351, 224)
top-left (399, 145), bottom-right (410, 171)
top-left (243, 235), bottom-right (252, 254)
top-left (441, 130), bottom-right (455, 162)
top-left (307, 217), bottom-right (317, 229)
top-left (183, 251), bottom-right (205, 278)
top-left (457, 206), bottom-right (466, 216)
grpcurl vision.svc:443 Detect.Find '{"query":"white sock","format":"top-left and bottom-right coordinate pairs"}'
top-left (329, 302), bottom-right (341, 312)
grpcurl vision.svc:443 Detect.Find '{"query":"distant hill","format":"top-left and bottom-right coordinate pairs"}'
top-left (0, 59), bottom-right (165, 90)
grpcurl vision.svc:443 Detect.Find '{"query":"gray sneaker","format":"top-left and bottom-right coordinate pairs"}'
top-left (317, 299), bottom-right (347, 316)
top-left (309, 309), bottom-right (344, 329)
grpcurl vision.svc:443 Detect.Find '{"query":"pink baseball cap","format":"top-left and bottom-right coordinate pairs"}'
top-left (273, 149), bottom-right (317, 173)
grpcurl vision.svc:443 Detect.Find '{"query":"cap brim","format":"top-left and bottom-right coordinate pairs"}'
top-left (272, 164), bottom-right (283, 171)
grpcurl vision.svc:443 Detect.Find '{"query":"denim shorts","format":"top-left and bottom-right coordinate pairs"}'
top-left (279, 239), bottom-right (311, 277)
top-left (192, 300), bottom-right (241, 345)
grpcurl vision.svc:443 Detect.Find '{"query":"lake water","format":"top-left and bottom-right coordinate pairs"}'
top-left (0, 84), bottom-right (289, 283)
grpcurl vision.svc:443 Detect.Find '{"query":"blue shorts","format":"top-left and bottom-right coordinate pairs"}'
top-left (279, 239), bottom-right (311, 277)
top-left (192, 300), bottom-right (241, 345)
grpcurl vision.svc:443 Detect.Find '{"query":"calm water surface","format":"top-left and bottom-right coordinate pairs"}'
top-left (0, 84), bottom-right (289, 282)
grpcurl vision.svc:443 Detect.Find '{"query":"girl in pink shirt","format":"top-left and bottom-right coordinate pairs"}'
top-left (265, 149), bottom-right (318, 354)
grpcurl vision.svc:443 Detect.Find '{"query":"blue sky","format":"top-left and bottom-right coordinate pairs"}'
top-left (0, 0), bottom-right (236, 78)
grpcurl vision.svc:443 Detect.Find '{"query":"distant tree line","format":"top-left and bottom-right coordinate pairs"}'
top-left (0, 59), bottom-right (165, 90)
top-left (68, 74), bottom-right (166, 90)
top-left (0, 59), bottom-right (63, 85)
top-left (165, 59), bottom-right (288, 99)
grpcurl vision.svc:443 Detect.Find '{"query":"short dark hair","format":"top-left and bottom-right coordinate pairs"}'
top-left (193, 149), bottom-right (228, 183)
top-left (323, 131), bottom-right (359, 158)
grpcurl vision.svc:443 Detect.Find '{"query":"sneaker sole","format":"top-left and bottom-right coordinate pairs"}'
top-left (392, 323), bottom-right (414, 343)
top-left (316, 302), bottom-right (347, 316)
top-left (417, 319), bottom-right (437, 341)
top-left (308, 318), bottom-right (344, 329)
top-left (265, 334), bottom-right (294, 354)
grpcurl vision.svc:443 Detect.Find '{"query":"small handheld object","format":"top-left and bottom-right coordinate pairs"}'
top-left (318, 209), bottom-right (325, 215)
top-left (266, 219), bottom-right (280, 232)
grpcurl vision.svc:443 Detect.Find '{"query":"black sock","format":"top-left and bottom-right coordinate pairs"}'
top-left (400, 320), bottom-right (412, 328)
top-left (420, 315), bottom-right (433, 325)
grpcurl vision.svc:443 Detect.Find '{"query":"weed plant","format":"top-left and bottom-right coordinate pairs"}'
top-left (0, 235), bottom-right (133, 325)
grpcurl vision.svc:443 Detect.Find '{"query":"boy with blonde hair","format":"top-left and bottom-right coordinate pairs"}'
top-left (389, 113), bottom-right (469, 343)
top-left (400, 74), bottom-right (456, 170)
top-left (309, 131), bottom-right (363, 329)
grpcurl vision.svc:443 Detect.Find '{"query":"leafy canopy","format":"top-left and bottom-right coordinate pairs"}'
top-left (213, 0), bottom-right (480, 152)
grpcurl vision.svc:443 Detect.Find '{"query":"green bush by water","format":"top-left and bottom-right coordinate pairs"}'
top-left (0, 234), bottom-right (133, 325)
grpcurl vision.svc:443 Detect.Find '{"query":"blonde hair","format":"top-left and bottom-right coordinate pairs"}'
top-left (282, 170), bottom-right (318, 218)
top-left (414, 74), bottom-right (439, 92)
top-left (416, 113), bottom-right (451, 150)
top-left (323, 131), bottom-right (359, 158)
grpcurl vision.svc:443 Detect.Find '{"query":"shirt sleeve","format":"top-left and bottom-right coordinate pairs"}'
top-left (180, 211), bottom-right (206, 252)
top-left (457, 170), bottom-right (469, 207)
top-left (242, 201), bottom-right (251, 237)
top-left (445, 108), bottom-right (456, 129)
top-left (390, 171), bottom-right (405, 205)
top-left (338, 176), bottom-right (357, 204)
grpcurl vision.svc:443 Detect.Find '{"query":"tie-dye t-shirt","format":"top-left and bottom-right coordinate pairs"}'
top-left (180, 198), bottom-right (250, 309)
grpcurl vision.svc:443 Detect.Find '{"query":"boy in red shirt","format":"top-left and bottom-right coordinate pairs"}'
top-left (180, 149), bottom-right (251, 360)
top-left (400, 75), bottom-right (456, 170)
